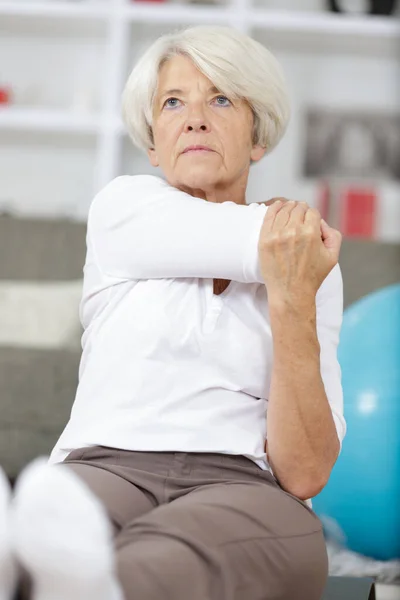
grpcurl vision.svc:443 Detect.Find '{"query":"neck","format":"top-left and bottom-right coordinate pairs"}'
top-left (173, 172), bottom-right (249, 205)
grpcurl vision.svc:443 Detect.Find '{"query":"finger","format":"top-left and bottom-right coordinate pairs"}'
top-left (261, 199), bottom-right (285, 233)
top-left (261, 197), bottom-right (290, 208)
top-left (320, 218), bottom-right (331, 241)
top-left (320, 218), bottom-right (339, 237)
top-left (287, 201), bottom-right (309, 226)
top-left (304, 207), bottom-right (322, 231)
top-left (272, 200), bottom-right (298, 230)
top-left (304, 206), bottom-right (321, 221)
top-left (321, 219), bottom-right (343, 249)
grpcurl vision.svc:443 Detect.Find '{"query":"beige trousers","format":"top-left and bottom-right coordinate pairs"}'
top-left (41, 445), bottom-right (331, 600)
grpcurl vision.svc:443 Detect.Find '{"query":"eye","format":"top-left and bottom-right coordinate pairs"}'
top-left (163, 97), bottom-right (180, 109)
top-left (214, 95), bottom-right (231, 106)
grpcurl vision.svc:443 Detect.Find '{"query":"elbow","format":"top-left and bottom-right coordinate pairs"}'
top-left (271, 438), bottom-right (341, 501)
top-left (291, 440), bottom-right (341, 500)
top-left (283, 470), bottom-right (331, 501)
top-left (285, 478), bottom-right (327, 501)
top-left (270, 462), bottom-right (329, 501)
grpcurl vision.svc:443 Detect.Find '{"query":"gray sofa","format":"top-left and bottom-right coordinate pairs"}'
top-left (0, 215), bottom-right (85, 480)
top-left (2, 214), bottom-right (399, 600)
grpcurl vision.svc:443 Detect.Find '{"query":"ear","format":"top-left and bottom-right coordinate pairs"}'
top-left (250, 144), bottom-right (267, 163)
top-left (147, 147), bottom-right (159, 168)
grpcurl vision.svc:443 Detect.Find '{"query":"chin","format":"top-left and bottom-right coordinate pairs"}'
top-left (174, 171), bottom-right (220, 193)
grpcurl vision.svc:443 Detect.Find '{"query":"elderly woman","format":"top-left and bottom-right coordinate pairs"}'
top-left (4, 24), bottom-right (345, 600)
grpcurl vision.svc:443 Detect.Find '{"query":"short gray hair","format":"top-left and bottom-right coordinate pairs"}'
top-left (122, 25), bottom-right (291, 158)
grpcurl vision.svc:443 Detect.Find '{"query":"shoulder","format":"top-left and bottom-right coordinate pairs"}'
top-left (94, 174), bottom-right (166, 200)
top-left (88, 174), bottom-right (168, 215)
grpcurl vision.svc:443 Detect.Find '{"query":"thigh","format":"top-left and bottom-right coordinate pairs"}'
top-left (59, 452), bottom-right (155, 535)
top-left (117, 480), bottom-right (328, 600)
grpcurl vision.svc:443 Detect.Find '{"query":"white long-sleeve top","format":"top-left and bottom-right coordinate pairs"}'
top-left (49, 175), bottom-right (346, 483)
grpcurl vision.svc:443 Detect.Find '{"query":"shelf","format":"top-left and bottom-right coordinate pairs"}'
top-left (0, 1), bottom-right (232, 27)
top-left (1, 2), bottom-right (399, 48)
top-left (0, 107), bottom-right (105, 134)
top-left (250, 9), bottom-right (400, 39)
top-left (2, 1), bottom-right (399, 37)
top-left (0, 1), bottom-right (109, 19)
top-left (250, 10), bottom-right (400, 56)
top-left (124, 3), bottom-right (230, 25)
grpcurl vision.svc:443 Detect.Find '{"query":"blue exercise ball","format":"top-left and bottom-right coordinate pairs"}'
top-left (312, 282), bottom-right (400, 561)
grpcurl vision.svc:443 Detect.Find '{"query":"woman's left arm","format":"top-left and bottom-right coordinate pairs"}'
top-left (259, 201), bottom-right (345, 501)
top-left (266, 265), bottom-right (345, 501)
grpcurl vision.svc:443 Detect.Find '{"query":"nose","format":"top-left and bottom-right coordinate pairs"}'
top-left (184, 105), bottom-right (211, 133)
top-left (185, 121), bottom-right (209, 133)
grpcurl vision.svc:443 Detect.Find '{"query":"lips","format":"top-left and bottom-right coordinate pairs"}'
top-left (183, 145), bottom-right (213, 154)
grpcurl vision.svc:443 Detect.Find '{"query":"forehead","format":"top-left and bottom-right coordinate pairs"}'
top-left (153, 54), bottom-right (253, 119)
top-left (156, 55), bottom-right (214, 94)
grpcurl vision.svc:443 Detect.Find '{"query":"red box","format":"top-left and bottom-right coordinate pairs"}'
top-left (0, 87), bottom-right (11, 105)
top-left (339, 186), bottom-right (377, 239)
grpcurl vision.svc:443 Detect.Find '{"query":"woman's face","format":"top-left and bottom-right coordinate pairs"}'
top-left (148, 54), bottom-right (266, 204)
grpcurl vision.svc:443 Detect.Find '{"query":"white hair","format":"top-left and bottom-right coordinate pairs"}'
top-left (121, 25), bottom-right (291, 158)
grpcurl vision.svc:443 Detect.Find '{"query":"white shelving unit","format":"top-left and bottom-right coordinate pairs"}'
top-left (0, 0), bottom-right (399, 223)
top-left (0, 106), bottom-right (110, 133)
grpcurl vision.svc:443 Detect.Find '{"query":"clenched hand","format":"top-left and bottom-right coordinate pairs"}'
top-left (258, 199), bottom-right (342, 303)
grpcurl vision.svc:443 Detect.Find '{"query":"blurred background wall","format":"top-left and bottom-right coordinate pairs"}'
top-left (0, 0), bottom-right (399, 477)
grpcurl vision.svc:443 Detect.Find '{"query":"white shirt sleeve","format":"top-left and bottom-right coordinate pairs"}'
top-left (316, 263), bottom-right (347, 451)
top-left (88, 174), bottom-right (268, 283)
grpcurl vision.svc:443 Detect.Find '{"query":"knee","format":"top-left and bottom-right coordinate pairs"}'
top-left (222, 528), bottom-right (328, 600)
top-left (116, 535), bottom-right (229, 600)
top-left (116, 520), bottom-right (232, 600)
top-left (285, 529), bottom-right (328, 600)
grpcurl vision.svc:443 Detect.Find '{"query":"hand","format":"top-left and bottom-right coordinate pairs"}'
top-left (258, 199), bottom-right (342, 302)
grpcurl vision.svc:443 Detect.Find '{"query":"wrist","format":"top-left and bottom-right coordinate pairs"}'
top-left (267, 291), bottom-right (318, 346)
top-left (267, 289), bottom-right (316, 318)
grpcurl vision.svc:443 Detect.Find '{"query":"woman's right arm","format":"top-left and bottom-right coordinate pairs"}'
top-left (88, 175), bottom-right (269, 284)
